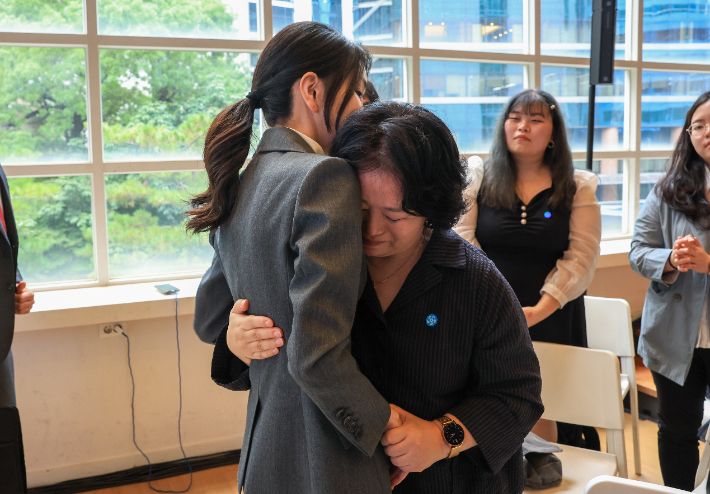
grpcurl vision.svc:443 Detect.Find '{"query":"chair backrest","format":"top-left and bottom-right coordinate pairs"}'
top-left (533, 341), bottom-right (624, 430)
top-left (586, 475), bottom-right (689, 493)
top-left (585, 296), bottom-right (636, 358)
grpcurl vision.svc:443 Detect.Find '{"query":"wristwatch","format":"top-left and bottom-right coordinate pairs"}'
top-left (436, 416), bottom-right (465, 458)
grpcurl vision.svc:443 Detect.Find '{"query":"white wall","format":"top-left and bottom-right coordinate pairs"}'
top-left (13, 314), bottom-right (248, 488)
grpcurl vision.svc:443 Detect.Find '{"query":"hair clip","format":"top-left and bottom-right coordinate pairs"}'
top-left (549, 104), bottom-right (556, 110)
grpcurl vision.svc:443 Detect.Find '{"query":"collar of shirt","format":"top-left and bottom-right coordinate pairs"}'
top-left (285, 127), bottom-right (325, 155)
top-left (361, 229), bottom-right (469, 318)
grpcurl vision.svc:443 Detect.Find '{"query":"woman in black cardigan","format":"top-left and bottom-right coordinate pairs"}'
top-left (208, 102), bottom-right (544, 493)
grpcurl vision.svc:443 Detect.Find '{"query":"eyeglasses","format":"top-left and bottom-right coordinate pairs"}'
top-left (686, 123), bottom-right (710, 138)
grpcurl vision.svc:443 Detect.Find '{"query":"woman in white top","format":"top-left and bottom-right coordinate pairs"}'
top-left (454, 89), bottom-right (601, 442)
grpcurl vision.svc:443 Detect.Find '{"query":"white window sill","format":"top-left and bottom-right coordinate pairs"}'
top-left (15, 278), bottom-right (202, 333)
top-left (15, 239), bottom-right (634, 332)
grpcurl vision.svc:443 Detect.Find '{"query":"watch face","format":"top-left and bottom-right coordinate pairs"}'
top-left (443, 422), bottom-right (465, 446)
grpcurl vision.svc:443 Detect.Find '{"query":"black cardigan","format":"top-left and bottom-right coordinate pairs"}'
top-left (211, 229), bottom-right (543, 493)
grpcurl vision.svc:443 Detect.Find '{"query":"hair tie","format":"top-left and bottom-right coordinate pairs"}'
top-left (549, 104), bottom-right (556, 110)
top-left (246, 91), bottom-right (262, 109)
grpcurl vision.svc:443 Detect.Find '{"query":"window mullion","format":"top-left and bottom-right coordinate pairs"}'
top-left (85, 0), bottom-right (110, 285)
top-left (262, 0), bottom-right (273, 41)
top-left (410, 0), bottom-right (420, 105)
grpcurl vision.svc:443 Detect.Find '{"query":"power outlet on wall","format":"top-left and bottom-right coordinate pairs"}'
top-left (99, 323), bottom-right (125, 338)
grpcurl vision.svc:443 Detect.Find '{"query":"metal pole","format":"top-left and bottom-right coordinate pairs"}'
top-left (586, 84), bottom-right (596, 171)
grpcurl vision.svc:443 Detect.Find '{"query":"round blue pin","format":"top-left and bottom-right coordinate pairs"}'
top-left (544, 211), bottom-right (552, 219)
top-left (426, 314), bottom-right (438, 327)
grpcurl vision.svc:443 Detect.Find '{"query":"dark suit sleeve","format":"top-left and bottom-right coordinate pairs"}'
top-left (449, 259), bottom-right (544, 474)
top-left (287, 157), bottom-right (390, 457)
top-left (211, 323), bottom-right (251, 391)
top-left (194, 230), bottom-right (234, 344)
top-left (195, 229), bottom-right (252, 389)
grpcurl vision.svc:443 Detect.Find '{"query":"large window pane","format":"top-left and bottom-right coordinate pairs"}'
top-left (643, 0), bottom-right (710, 63)
top-left (0, 0), bottom-right (83, 34)
top-left (98, 0), bottom-right (259, 40)
top-left (274, 0), bottom-right (404, 47)
top-left (542, 66), bottom-right (626, 152)
top-left (420, 61), bottom-right (525, 153)
top-left (106, 172), bottom-right (212, 279)
top-left (101, 50), bottom-right (256, 161)
top-left (0, 47), bottom-right (88, 164)
top-left (574, 159), bottom-right (625, 236)
top-left (641, 71), bottom-right (710, 150)
top-left (541, 0), bottom-right (626, 58)
top-left (419, 0), bottom-right (524, 53)
top-left (10, 175), bottom-right (94, 283)
top-left (370, 58), bottom-right (405, 101)
top-left (639, 158), bottom-right (667, 211)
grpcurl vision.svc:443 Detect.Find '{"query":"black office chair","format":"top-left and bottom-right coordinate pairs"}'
top-left (0, 406), bottom-right (27, 494)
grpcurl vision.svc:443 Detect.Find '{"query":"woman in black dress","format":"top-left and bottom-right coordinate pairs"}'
top-left (455, 88), bottom-right (601, 441)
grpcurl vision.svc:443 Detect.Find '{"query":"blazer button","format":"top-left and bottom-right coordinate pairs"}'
top-left (347, 421), bottom-right (358, 433)
top-left (7, 283), bottom-right (14, 292)
top-left (335, 408), bottom-right (348, 420)
top-left (673, 293), bottom-right (682, 301)
top-left (354, 427), bottom-right (363, 440)
top-left (343, 416), bottom-right (353, 428)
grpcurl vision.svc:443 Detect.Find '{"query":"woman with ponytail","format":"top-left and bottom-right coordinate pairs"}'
top-left (188, 21), bottom-right (399, 494)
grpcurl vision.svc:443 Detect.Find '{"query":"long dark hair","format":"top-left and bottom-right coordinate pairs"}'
top-left (481, 89), bottom-right (576, 212)
top-left (186, 22), bottom-right (372, 234)
top-left (330, 102), bottom-right (469, 230)
top-left (655, 91), bottom-right (710, 229)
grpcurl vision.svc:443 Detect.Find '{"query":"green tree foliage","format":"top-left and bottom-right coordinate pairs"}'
top-left (0, 0), bottom-right (83, 34)
top-left (1, 0), bottom-right (252, 282)
top-left (98, 0), bottom-right (236, 37)
top-left (10, 175), bottom-right (94, 283)
top-left (105, 172), bottom-right (212, 278)
top-left (0, 47), bottom-right (87, 162)
top-left (101, 49), bottom-right (253, 159)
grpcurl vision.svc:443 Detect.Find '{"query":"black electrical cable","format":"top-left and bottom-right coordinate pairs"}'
top-left (119, 292), bottom-right (193, 493)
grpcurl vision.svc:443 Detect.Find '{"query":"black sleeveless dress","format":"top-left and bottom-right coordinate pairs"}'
top-left (476, 188), bottom-right (587, 347)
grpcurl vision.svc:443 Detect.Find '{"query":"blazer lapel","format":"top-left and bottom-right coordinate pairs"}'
top-left (385, 230), bottom-right (467, 316)
top-left (359, 276), bottom-right (387, 326)
top-left (255, 127), bottom-right (317, 155)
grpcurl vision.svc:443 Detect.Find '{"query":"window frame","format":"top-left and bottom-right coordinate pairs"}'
top-left (1, 0), bottom-right (708, 290)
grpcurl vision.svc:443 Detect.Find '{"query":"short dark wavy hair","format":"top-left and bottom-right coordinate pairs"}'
top-left (330, 101), bottom-right (469, 230)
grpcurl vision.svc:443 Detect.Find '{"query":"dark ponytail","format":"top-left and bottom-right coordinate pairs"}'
top-left (187, 22), bottom-right (372, 234)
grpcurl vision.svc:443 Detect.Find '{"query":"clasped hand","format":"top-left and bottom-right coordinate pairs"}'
top-left (672, 235), bottom-right (710, 274)
top-left (381, 404), bottom-right (450, 488)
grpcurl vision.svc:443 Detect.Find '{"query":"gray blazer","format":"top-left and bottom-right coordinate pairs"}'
top-left (194, 127), bottom-right (392, 494)
top-left (0, 163), bottom-right (21, 407)
top-left (629, 188), bottom-right (710, 386)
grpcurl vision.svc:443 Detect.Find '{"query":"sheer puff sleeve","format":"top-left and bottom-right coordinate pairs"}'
top-left (541, 169), bottom-right (601, 307)
top-left (453, 156), bottom-right (485, 248)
